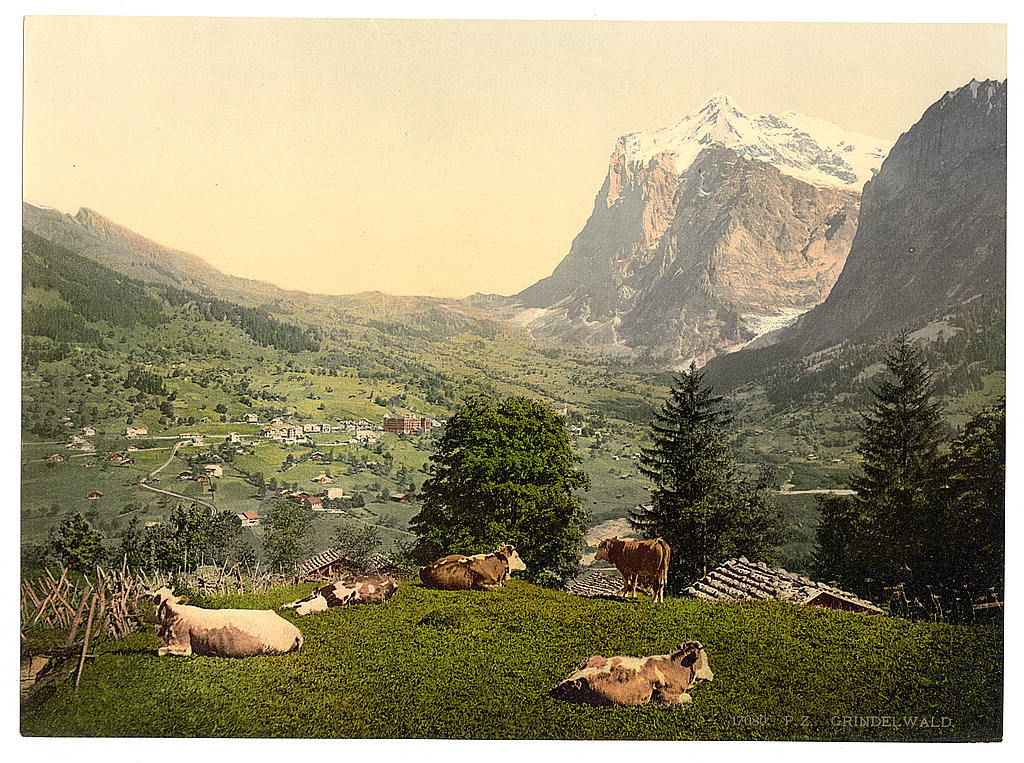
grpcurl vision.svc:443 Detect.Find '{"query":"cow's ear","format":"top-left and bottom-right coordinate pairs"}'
top-left (176, 595), bottom-right (188, 605)
top-left (680, 651), bottom-right (697, 668)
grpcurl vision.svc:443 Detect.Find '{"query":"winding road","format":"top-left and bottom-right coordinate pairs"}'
top-left (138, 440), bottom-right (218, 510)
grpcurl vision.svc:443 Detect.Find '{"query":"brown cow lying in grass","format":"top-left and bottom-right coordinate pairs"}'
top-left (550, 641), bottom-right (713, 707)
top-left (151, 587), bottom-right (303, 658)
top-left (282, 573), bottom-right (398, 615)
top-left (419, 544), bottom-right (526, 590)
top-left (594, 537), bottom-right (671, 603)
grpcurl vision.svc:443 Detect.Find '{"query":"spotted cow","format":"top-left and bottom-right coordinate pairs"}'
top-left (150, 587), bottom-right (303, 658)
top-left (418, 544), bottom-right (526, 591)
top-left (282, 573), bottom-right (399, 615)
top-left (551, 641), bottom-right (713, 707)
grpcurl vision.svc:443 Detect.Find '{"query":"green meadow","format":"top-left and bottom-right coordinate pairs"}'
top-left (22, 580), bottom-right (1002, 741)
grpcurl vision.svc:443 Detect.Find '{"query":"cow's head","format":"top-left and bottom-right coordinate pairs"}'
top-left (594, 537), bottom-right (623, 561)
top-left (293, 594), bottom-right (330, 616)
top-left (674, 641), bottom-right (714, 683)
top-left (150, 586), bottom-right (187, 621)
top-left (496, 544), bottom-right (527, 573)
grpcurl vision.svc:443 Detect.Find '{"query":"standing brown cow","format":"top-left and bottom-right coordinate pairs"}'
top-left (594, 537), bottom-right (671, 603)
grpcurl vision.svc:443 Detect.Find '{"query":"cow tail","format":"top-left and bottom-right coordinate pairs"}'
top-left (659, 541), bottom-right (671, 601)
top-left (293, 634), bottom-right (304, 653)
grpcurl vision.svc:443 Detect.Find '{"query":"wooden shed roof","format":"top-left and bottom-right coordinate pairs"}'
top-left (684, 557), bottom-right (882, 614)
top-left (566, 571), bottom-right (626, 599)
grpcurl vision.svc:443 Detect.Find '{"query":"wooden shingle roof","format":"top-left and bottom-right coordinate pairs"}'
top-left (684, 557), bottom-right (882, 614)
top-left (294, 548), bottom-right (348, 577)
top-left (566, 571), bottom-right (626, 599)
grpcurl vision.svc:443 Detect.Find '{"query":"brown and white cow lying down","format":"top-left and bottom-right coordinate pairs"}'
top-left (551, 642), bottom-right (713, 707)
top-left (419, 544), bottom-right (526, 590)
top-left (151, 587), bottom-right (303, 658)
top-left (595, 537), bottom-right (671, 603)
top-left (281, 573), bottom-right (398, 615)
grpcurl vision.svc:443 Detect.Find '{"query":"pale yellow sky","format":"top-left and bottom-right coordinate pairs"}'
top-left (23, 18), bottom-right (1006, 298)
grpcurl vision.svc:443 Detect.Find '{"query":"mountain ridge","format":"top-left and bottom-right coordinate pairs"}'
top-left (706, 78), bottom-right (1006, 391)
top-left (506, 94), bottom-right (886, 365)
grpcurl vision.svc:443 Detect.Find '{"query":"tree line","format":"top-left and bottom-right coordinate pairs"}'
top-left (814, 336), bottom-right (1004, 617)
top-left (406, 336), bottom-right (1001, 618)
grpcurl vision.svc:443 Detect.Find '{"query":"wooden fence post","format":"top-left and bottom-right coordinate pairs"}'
top-left (74, 594), bottom-right (97, 691)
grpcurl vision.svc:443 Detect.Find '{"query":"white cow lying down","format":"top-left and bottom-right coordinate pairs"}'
top-left (151, 587), bottom-right (303, 658)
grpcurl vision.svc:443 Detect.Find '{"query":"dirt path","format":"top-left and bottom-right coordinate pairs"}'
top-left (138, 441), bottom-right (218, 510)
top-left (775, 489), bottom-right (857, 496)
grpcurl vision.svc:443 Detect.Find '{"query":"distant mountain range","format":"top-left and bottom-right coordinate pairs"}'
top-left (23, 79), bottom-right (1006, 391)
top-left (494, 94), bottom-right (893, 365)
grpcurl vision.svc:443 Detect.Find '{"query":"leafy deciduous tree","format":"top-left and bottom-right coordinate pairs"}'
top-left (411, 395), bottom-right (590, 586)
top-left (263, 501), bottom-right (313, 571)
top-left (49, 512), bottom-right (105, 572)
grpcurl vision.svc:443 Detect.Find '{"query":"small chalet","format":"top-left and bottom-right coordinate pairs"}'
top-left (308, 496), bottom-right (325, 511)
top-left (108, 453), bottom-right (123, 462)
top-left (125, 427), bottom-right (148, 438)
top-left (684, 557), bottom-right (883, 615)
top-left (310, 452), bottom-right (325, 461)
top-left (389, 493), bottom-right (410, 503)
top-left (86, 491), bottom-right (103, 500)
top-left (311, 474), bottom-right (333, 484)
top-left (203, 464), bottom-right (224, 477)
top-left (81, 426), bottom-right (96, 436)
top-left (119, 458), bottom-right (135, 467)
top-left (237, 511), bottom-right (260, 527)
top-left (195, 476), bottom-right (209, 484)
top-left (228, 432), bottom-right (242, 443)
top-left (244, 413), bottom-right (259, 423)
top-left (46, 454), bottom-right (65, 464)
top-left (325, 487), bottom-right (347, 500)
top-left (82, 461), bottom-right (94, 468)
top-left (178, 471), bottom-right (193, 480)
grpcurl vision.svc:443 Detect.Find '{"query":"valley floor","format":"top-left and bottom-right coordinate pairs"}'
top-left (22, 580), bottom-right (1002, 741)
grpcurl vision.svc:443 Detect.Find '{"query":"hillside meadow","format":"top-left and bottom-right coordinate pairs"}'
top-left (22, 580), bottom-right (1002, 741)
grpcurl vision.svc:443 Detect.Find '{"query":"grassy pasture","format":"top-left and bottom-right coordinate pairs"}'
top-left (22, 580), bottom-right (1001, 741)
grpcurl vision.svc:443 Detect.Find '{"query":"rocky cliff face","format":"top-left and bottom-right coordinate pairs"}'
top-left (767, 79), bottom-right (1007, 353)
top-left (511, 95), bottom-right (890, 365)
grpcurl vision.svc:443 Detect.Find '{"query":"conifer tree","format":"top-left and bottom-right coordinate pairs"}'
top-left (940, 400), bottom-right (1004, 595)
top-left (633, 362), bottom-right (781, 590)
top-left (816, 335), bottom-right (945, 594)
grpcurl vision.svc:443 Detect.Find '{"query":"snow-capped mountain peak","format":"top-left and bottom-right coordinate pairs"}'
top-left (621, 94), bottom-right (892, 189)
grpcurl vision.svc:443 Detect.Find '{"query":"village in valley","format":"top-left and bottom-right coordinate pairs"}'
top-left (25, 411), bottom-right (449, 560)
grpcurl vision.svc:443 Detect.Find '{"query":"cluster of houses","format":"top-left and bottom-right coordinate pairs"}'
top-left (253, 415), bottom-right (444, 446)
top-left (176, 463), bottom-right (224, 484)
